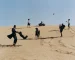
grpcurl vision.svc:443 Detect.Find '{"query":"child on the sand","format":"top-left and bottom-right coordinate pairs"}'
top-left (35, 28), bottom-right (40, 39)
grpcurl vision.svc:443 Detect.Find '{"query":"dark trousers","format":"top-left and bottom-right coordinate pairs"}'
top-left (68, 24), bottom-right (70, 29)
top-left (60, 29), bottom-right (63, 37)
top-left (13, 36), bottom-right (17, 45)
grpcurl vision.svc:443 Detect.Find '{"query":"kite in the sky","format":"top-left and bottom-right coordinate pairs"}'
top-left (53, 13), bottom-right (55, 15)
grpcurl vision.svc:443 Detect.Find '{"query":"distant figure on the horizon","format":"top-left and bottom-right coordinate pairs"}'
top-left (35, 28), bottom-right (40, 39)
top-left (27, 19), bottom-right (31, 28)
top-left (38, 21), bottom-right (45, 26)
top-left (59, 24), bottom-right (65, 37)
top-left (66, 19), bottom-right (70, 29)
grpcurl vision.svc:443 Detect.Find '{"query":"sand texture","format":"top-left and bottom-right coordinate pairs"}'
top-left (0, 26), bottom-right (75, 60)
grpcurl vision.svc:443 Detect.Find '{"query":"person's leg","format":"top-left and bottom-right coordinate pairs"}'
top-left (35, 35), bottom-right (38, 40)
top-left (28, 24), bottom-right (30, 28)
top-left (68, 24), bottom-right (69, 29)
top-left (60, 28), bottom-right (63, 37)
top-left (68, 24), bottom-right (70, 29)
top-left (61, 32), bottom-right (62, 37)
top-left (13, 36), bottom-right (17, 46)
top-left (69, 24), bottom-right (70, 29)
top-left (27, 23), bottom-right (29, 28)
top-left (27, 23), bottom-right (30, 28)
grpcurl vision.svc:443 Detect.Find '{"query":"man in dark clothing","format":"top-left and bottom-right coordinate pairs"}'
top-left (35, 28), bottom-right (40, 38)
top-left (59, 24), bottom-right (65, 37)
top-left (12, 25), bottom-right (19, 46)
top-left (7, 25), bottom-right (28, 45)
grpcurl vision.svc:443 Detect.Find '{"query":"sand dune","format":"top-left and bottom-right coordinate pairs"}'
top-left (0, 26), bottom-right (75, 60)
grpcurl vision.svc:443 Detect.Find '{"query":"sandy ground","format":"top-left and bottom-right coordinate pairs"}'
top-left (0, 26), bottom-right (75, 60)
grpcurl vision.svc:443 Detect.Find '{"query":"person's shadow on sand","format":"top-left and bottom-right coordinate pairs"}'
top-left (48, 30), bottom-right (59, 32)
top-left (19, 38), bottom-right (34, 40)
top-left (0, 44), bottom-right (22, 47)
top-left (39, 36), bottom-right (60, 40)
top-left (19, 36), bottom-right (60, 40)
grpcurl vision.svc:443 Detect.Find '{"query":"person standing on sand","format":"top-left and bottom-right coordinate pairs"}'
top-left (66, 19), bottom-right (70, 29)
top-left (35, 28), bottom-right (40, 39)
top-left (68, 19), bottom-right (70, 29)
top-left (7, 25), bottom-right (28, 45)
top-left (27, 19), bottom-right (31, 27)
top-left (59, 24), bottom-right (65, 37)
top-left (12, 25), bottom-right (19, 46)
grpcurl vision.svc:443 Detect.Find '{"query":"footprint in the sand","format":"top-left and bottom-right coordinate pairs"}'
top-left (59, 40), bottom-right (75, 50)
top-left (54, 49), bottom-right (75, 56)
top-left (22, 59), bottom-right (37, 60)
top-left (19, 58), bottom-right (28, 60)
top-left (58, 40), bottom-right (66, 47)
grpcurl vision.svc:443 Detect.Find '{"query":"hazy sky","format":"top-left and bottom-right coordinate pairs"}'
top-left (0, 0), bottom-right (75, 26)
